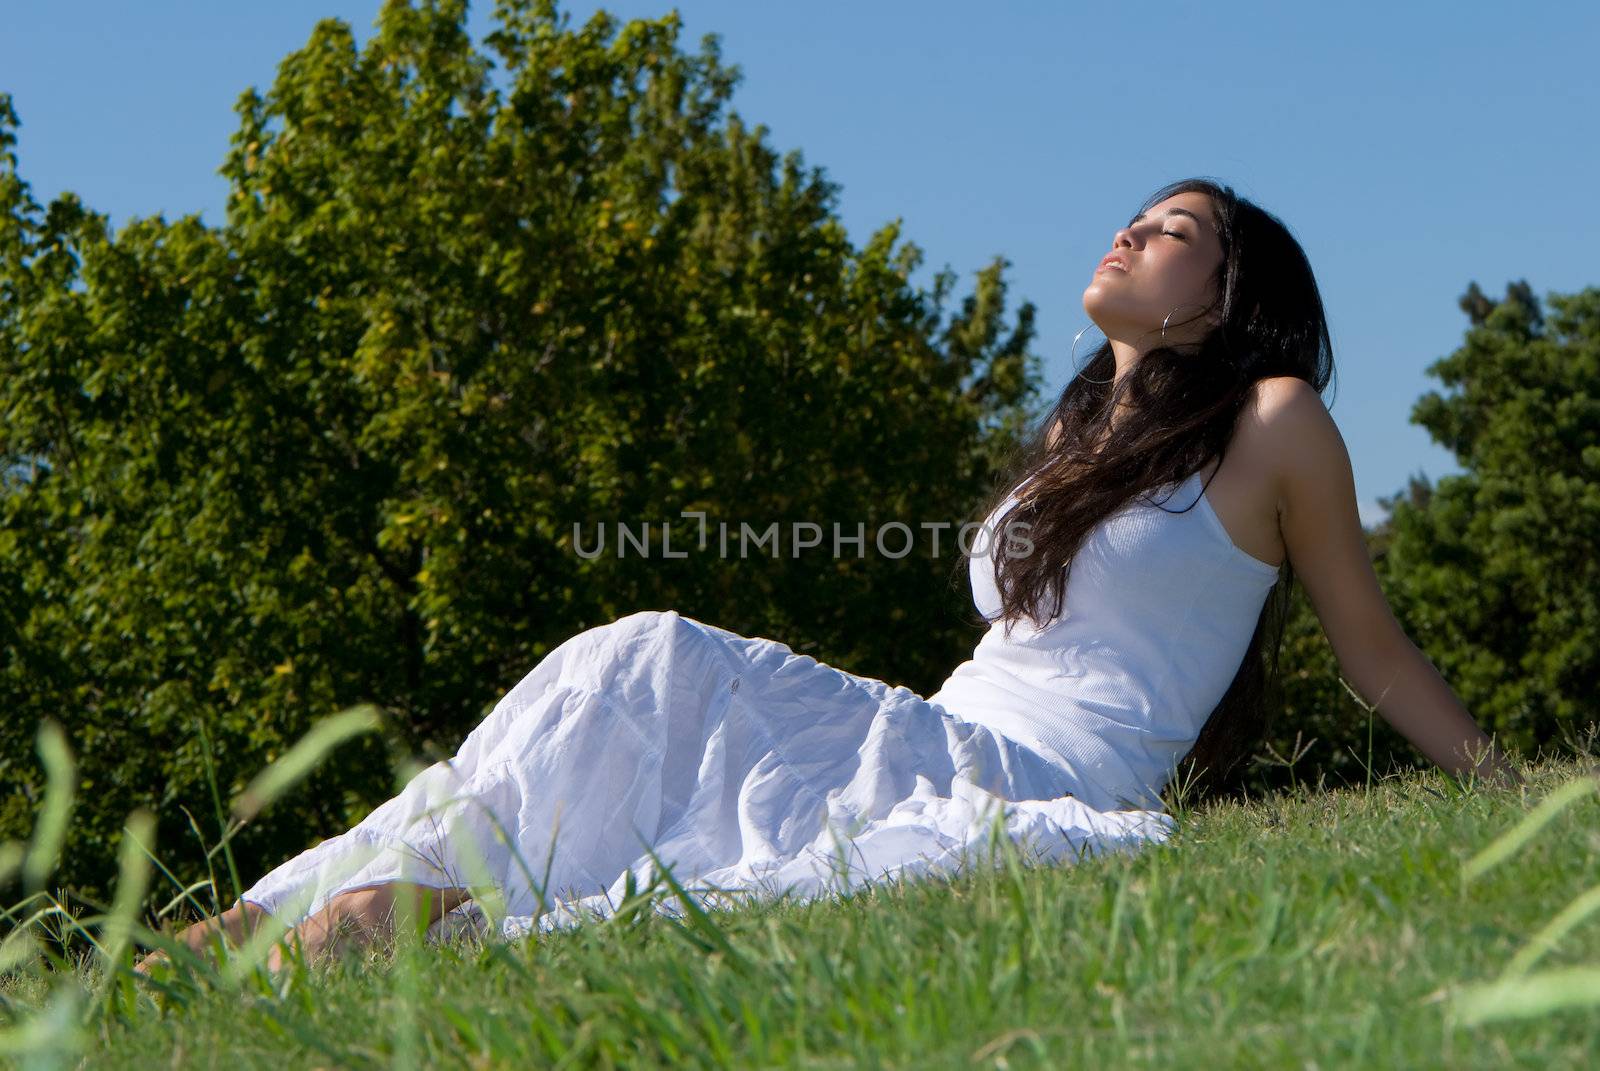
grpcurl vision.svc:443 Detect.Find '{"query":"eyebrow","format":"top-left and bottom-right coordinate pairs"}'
top-left (1129, 207), bottom-right (1211, 229)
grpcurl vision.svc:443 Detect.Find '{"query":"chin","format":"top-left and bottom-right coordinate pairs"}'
top-left (1081, 283), bottom-right (1121, 317)
top-left (1079, 293), bottom-right (1119, 331)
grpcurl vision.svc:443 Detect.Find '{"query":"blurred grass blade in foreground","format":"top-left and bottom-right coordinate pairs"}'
top-left (1462, 776), bottom-right (1596, 884)
top-left (1454, 965), bottom-right (1600, 1024)
top-left (1501, 884), bottom-right (1600, 980)
top-left (21, 720), bottom-right (75, 893)
top-left (231, 705), bottom-right (382, 823)
top-left (95, 809), bottom-right (157, 991)
top-left (0, 984), bottom-right (84, 1062)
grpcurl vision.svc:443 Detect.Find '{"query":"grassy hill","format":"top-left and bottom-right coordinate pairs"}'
top-left (3, 756), bottom-right (1598, 1068)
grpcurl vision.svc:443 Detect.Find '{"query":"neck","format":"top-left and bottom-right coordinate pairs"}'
top-left (1108, 338), bottom-right (1141, 384)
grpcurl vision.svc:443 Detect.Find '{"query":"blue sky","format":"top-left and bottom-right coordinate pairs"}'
top-left (4, 1), bottom-right (1596, 527)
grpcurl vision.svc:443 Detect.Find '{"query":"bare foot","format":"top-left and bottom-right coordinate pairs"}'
top-left (262, 884), bottom-right (474, 973)
top-left (132, 949), bottom-right (170, 977)
top-left (133, 901), bottom-right (268, 976)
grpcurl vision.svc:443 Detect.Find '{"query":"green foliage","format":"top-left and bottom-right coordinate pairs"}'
top-left (1240, 279), bottom-right (1600, 795)
top-left (0, 0), bottom-right (1039, 906)
top-left (1374, 280), bottom-right (1600, 755)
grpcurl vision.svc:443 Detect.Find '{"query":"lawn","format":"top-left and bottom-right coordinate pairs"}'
top-left (3, 756), bottom-right (1598, 1069)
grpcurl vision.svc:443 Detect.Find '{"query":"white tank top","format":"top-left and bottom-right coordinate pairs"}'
top-left (926, 470), bottom-right (1281, 811)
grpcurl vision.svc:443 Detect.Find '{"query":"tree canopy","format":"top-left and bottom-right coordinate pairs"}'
top-left (1372, 280), bottom-right (1600, 757)
top-left (0, 0), bottom-right (1040, 902)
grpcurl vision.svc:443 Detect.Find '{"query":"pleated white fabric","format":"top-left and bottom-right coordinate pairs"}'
top-left (237, 609), bottom-right (1173, 940)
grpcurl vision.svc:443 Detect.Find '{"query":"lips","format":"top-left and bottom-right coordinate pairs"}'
top-left (1097, 254), bottom-right (1129, 273)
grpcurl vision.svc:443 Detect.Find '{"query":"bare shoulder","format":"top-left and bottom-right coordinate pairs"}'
top-left (1240, 375), bottom-right (1410, 663)
top-left (1231, 376), bottom-right (1333, 506)
top-left (1245, 374), bottom-right (1326, 428)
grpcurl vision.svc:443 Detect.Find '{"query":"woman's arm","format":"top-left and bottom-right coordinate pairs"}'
top-left (1253, 377), bottom-right (1523, 789)
top-left (1338, 635), bottom-right (1522, 787)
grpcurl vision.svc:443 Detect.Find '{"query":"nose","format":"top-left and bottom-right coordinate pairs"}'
top-left (1112, 225), bottom-right (1137, 249)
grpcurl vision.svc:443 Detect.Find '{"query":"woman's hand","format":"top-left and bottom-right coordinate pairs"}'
top-left (1466, 749), bottom-right (1526, 792)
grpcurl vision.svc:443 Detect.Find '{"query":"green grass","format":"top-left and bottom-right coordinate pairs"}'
top-left (2, 753), bottom-right (1598, 1069)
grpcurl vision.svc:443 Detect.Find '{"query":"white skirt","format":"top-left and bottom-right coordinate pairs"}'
top-left (238, 610), bottom-right (1173, 940)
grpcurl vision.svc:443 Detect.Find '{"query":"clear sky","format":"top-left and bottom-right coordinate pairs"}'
top-left (4, 0), bottom-right (1596, 527)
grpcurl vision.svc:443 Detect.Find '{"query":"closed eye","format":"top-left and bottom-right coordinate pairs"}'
top-left (1164, 231), bottom-right (1186, 241)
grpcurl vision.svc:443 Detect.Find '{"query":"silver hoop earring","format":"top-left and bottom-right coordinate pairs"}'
top-left (1070, 323), bottom-right (1115, 384)
top-left (1160, 303), bottom-right (1212, 344)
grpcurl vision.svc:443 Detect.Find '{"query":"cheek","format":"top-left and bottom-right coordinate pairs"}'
top-left (1163, 255), bottom-right (1214, 297)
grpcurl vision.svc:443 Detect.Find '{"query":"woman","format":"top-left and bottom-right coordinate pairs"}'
top-left (138, 177), bottom-right (1521, 974)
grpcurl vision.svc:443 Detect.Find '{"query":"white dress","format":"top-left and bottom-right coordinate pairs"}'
top-left (237, 607), bottom-right (1175, 940)
top-left (928, 469), bottom-right (1281, 810)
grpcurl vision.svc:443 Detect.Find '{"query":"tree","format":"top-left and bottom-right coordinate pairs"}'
top-left (1370, 279), bottom-right (1600, 755)
top-left (0, 0), bottom-right (1040, 905)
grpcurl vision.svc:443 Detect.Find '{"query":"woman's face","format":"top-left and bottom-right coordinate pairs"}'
top-left (1081, 191), bottom-right (1226, 348)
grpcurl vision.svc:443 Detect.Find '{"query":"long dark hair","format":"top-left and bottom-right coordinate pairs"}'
top-left (958, 177), bottom-right (1336, 802)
